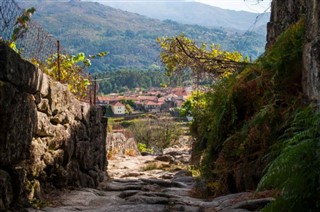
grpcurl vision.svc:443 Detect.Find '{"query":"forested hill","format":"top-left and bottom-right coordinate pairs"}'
top-left (19, 0), bottom-right (266, 72)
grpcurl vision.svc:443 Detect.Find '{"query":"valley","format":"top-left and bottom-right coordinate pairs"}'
top-left (1, 0), bottom-right (318, 211)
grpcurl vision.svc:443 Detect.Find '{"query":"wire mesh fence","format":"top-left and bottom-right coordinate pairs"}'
top-left (15, 21), bottom-right (59, 62)
top-left (0, 0), bottom-right (96, 104)
top-left (0, 0), bottom-right (20, 41)
top-left (0, 0), bottom-right (64, 62)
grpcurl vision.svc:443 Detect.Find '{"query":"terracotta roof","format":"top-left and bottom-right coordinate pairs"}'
top-left (170, 87), bottom-right (191, 97)
top-left (144, 101), bottom-right (162, 106)
top-left (112, 102), bottom-right (125, 107)
top-left (98, 96), bottom-right (124, 102)
top-left (97, 96), bottom-right (109, 101)
top-left (138, 96), bottom-right (158, 101)
top-left (166, 94), bottom-right (178, 98)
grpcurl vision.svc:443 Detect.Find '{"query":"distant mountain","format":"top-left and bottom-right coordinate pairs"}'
top-left (18, 0), bottom-right (266, 72)
top-left (94, 0), bottom-right (270, 32)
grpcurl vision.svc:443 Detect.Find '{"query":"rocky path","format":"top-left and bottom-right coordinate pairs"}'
top-left (29, 146), bottom-right (273, 212)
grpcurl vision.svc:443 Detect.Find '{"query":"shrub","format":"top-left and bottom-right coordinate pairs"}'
top-left (107, 148), bottom-right (119, 160)
top-left (137, 143), bottom-right (153, 154)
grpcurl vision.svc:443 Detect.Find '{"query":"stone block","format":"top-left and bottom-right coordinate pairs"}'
top-left (40, 73), bottom-right (50, 97)
top-left (0, 81), bottom-right (36, 166)
top-left (37, 98), bottom-right (51, 114)
top-left (0, 45), bottom-right (42, 94)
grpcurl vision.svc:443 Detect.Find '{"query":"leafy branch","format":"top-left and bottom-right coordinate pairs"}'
top-left (157, 35), bottom-right (250, 77)
top-left (38, 51), bottom-right (108, 99)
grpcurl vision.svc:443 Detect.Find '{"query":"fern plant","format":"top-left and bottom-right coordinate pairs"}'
top-left (258, 107), bottom-right (320, 211)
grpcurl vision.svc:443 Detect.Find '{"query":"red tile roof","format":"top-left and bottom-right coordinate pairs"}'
top-left (112, 102), bottom-right (125, 107)
top-left (145, 101), bottom-right (162, 106)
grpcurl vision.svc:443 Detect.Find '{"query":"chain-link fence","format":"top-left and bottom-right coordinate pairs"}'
top-left (0, 0), bottom-right (101, 104)
top-left (0, 0), bottom-right (63, 62)
top-left (0, 0), bottom-right (20, 41)
top-left (0, 0), bottom-right (97, 104)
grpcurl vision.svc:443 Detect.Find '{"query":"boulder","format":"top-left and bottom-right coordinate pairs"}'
top-left (36, 111), bottom-right (54, 137)
top-left (50, 112), bottom-right (68, 125)
top-left (155, 155), bottom-right (174, 163)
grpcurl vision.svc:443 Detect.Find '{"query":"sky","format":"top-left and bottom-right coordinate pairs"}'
top-left (92, 0), bottom-right (272, 13)
top-left (195, 0), bottom-right (271, 13)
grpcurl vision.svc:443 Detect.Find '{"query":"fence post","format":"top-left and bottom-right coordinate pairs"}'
top-left (57, 40), bottom-right (61, 81)
top-left (89, 73), bottom-right (92, 105)
top-left (94, 76), bottom-right (97, 105)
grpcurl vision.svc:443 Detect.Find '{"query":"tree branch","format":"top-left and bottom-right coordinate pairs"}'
top-left (175, 37), bottom-right (251, 68)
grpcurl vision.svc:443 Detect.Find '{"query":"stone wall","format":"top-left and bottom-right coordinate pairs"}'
top-left (0, 44), bottom-right (107, 209)
top-left (267, 0), bottom-right (320, 102)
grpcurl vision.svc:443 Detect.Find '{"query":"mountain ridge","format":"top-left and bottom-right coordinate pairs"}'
top-left (18, 0), bottom-right (266, 72)
top-left (92, 0), bottom-right (270, 32)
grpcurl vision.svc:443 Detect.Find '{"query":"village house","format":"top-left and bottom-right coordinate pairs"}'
top-left (111, 102), bottom-right (126, 115)
top-left (144, 101), bottom-right (162, 112)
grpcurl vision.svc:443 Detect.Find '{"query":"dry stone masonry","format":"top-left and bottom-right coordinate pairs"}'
top-left (0, 44), bottom-right (107, 210)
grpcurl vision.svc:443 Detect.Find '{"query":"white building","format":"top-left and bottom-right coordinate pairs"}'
top-left (111, 102), bottom-right (126, 115)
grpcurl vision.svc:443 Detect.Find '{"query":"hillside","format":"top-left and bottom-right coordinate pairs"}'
top-left (19, 0), bottom-right (266, 72)
top-left (95, 0), bottom-right (270, 32)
